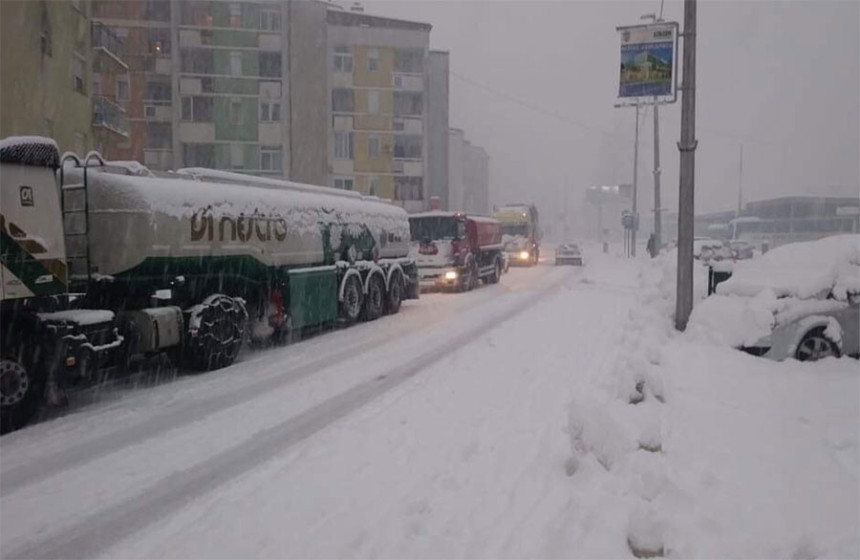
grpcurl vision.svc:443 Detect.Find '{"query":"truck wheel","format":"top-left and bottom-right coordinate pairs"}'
top-left (461, 260), bottom-right (478, 292)
top-left (362, 274), bottom-right (385, 321)
top-left (0, 353), bottom-right (43, 434)
top-left (488, 259), bottom-right (502, 284)
top-left (385, 272), bottom-right (403, 315)
top-left (185, 295), bottom-right (246, 371)
top-left (339, 275), bottom-right (364, 324)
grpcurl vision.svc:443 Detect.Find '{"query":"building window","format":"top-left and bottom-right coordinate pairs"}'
top-left (368, 135), bottom-right (380, 159)
top-left (259, 52), bottom-right (281, 78)
top-left (181, 96), bottom-right (213, 122)
top-left (180, 48), bottom-right (214, 74)
top-left (333, 132), bottom-right (353, 160)
top-left (183, 143), bottom-right (215, 167)
top-left (230, 144), bottom-right (244, 168)
top-left (229, 100), bottom-right (243, 126)
top-left (260, 101), bottom-right (281, 122)
top-left (332, 176), bottom-right (354, 191)
top-left (333, 45), bottom-right (353, 72)
top-left (146, 0), bottom-right (171, 22)
top-left (145, 80), bottom-right (171, 101)
top-left (144, 105), bottom-right (156, 119)
top-left (180, 2), bottom-right (213, 26)
top-left (260, 146), bottom-right (282, 171)
top-left (394, 135), bottom-right (422, 158)
top-left (148, 28), bottom-right (171, 56)
top-left (229, 3), bottom-right (242, 27)
top-left (331, 88), bottom-right (354, 113)
top-left (73, 52), bottom-right (86, 93)
top-left (116, 76), bottom-right (129, 101)
top-left (368, 176), bottom-right (380, 197)
top-left (367, 47), bottom-right (379, 72)
top-left (367, 89), bottom-right (379, 115)
top-left (393, 92), bottom-right (422, 116)
top-left (395, 48), bottom-right (424, 73)
top-left (395, 176), bottom-right (423, 201)
top-left (147, 122), bottom-right (172, 149)
top-left (230, 52), bottom-right (242, 76)
top-left (259, 10), bottom-right (281, 31)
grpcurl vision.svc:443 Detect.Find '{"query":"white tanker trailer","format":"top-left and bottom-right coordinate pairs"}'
top-left (0, 137), bottom-right (418, 432)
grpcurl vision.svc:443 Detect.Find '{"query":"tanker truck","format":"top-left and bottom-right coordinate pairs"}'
top-left (408, 211), bottom-right (504, 291)
top-left (493, 203), bottom-right (541, 266)
top-left (0, 137), bottom-right (418, 432)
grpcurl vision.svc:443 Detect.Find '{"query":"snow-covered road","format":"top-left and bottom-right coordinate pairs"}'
top-left (3, 250), bottom-right (856, 559)
top-left (2, 257), bottom-right (630, 559)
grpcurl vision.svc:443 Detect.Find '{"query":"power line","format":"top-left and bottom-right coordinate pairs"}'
top-left (450, 68), bottom-right (781, 149)
top-left (449, 70), bottom-right (625, 140)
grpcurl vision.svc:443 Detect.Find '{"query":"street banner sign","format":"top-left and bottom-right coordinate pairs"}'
top-left (617, 22), bottom-right (679, 100)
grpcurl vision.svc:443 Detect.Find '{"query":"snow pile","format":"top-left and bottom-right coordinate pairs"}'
top-left (717, 234), bottom-right (860, 299)
top-left (565, 252), bottom-right (858, 558)
top-left (106, 160), bottom-right (153, 176)
top-left (37, 309), bottom-right (115, 326)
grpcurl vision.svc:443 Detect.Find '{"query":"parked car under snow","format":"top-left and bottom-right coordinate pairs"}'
top-left (688, 234), bottom-right (860, 361)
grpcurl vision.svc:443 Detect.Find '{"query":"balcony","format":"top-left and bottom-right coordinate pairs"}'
top-left (92, 22), bottom-right (128, 71)
top-left (92, 96), bottom-right (129, 138)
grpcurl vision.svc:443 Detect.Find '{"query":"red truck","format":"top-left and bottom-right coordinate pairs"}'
top-left (408, 211), bottom-right (504, 291)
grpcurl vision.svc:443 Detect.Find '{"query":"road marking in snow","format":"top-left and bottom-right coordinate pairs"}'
top-left (3, 268), bottom-right (578, 560)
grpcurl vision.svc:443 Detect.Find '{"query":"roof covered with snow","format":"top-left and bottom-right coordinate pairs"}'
top-left (0, 136), bottom-right (59, 168)
top-left (716, 234), bottom-right (860, 300)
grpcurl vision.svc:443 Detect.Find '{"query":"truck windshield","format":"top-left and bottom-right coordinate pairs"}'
top-left (501, 224), bottom-right (528, 237)
top-left (410, 217), bottom-right (459, 242)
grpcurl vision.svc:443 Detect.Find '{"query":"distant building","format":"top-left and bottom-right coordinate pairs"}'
top-left (89, 0), bottom-right (328, 184)
top-left (0, 0), bottom-right (107, 154)
top-left (326, 7), bottom-right (431, 210)
top-left (448, 128), bottom-right (489, 214)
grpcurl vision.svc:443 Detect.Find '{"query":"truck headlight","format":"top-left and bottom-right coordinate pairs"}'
top-left (444, 270), bottom-right (458, 280)
top-left (519, 251), bottom-right (530, 260)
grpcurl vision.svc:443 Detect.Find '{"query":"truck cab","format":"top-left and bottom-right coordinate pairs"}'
top-left (493, 204), bottom-right (540, 266)
top-left (408, 212), bottom-right (504, 292)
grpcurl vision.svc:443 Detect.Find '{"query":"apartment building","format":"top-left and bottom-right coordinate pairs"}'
top-left (90, 0), bottom-right (328, 184)
top-left (448, 128), bottom-right (490, 214)
top-left (326, 7), bottom-right (431, 210)
top-left (0, 0), bottom-right (110, 154)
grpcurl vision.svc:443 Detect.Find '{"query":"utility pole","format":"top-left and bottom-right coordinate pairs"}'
top-left (653, 100), bottom-right (662, 250)
top-left (631, 103), bottom-right (640, 257)
top-left (675, 0), bottom-right (697, 331)
top-left (736, 143), bottom-right (744, 217)
top-left (563, 176), bottom-right (570, 241)
top-left (641, 11), bottom-right (664, 252)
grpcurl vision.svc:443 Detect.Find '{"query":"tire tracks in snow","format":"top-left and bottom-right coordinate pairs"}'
top-left (3, 268), bottom-right (576, 560)
top-left (0, 272), bottom-right (549, 495)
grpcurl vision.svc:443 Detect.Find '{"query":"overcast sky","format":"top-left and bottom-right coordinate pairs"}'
top-left (365, 0), bottom-right (859, 223)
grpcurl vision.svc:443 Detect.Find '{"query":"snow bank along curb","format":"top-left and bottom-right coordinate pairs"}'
top-left (566, 249), bottom-right (859, 558)
top-left (566, 254), bottom-right (677, 558)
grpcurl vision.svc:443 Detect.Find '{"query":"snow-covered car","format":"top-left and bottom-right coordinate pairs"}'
top-left (689, 235), bottom-right (860, 361)
top-left (728, 240), bottom-right (755, 260)
top-left (555, 243), bottom-right (583, 266)
top-left (693, 237), bottom-right (722, 260)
